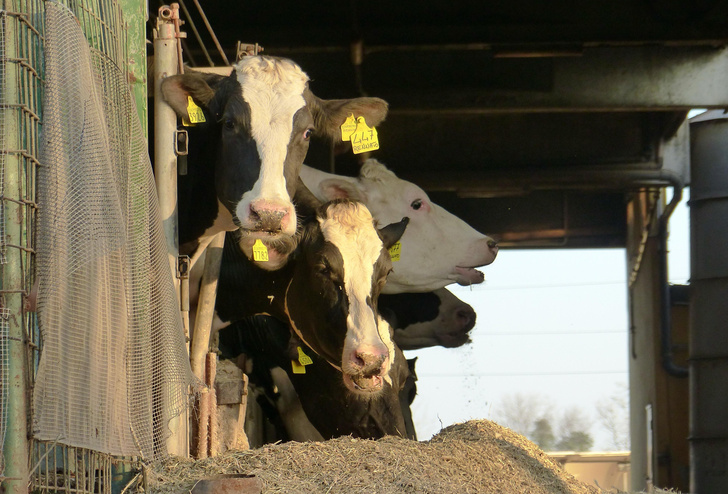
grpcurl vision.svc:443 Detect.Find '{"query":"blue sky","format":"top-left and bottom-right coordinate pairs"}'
top-left (408, 189), bottom-right (690, 449)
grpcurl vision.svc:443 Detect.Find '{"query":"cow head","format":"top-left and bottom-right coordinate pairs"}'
top-left (161, 56), bottom-right (388, 268)
top-left (384, 288), bottom-right (477, 350)
top-left (284, 199), bottom-right (408, 395)
top-left (308, 159), bottom-right (498, 293)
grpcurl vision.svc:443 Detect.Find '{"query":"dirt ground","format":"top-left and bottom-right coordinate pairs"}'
top-left (147, 419), bottom-right (613, 494)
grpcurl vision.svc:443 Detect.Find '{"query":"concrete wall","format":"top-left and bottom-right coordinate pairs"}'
top-left (549, 452), bottom-right (630, 491)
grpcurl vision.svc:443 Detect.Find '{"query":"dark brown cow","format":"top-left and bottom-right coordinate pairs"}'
top-left (213, 199), bottom-right (408, 395)
top-left (217, 316), bottom-right (413, 441)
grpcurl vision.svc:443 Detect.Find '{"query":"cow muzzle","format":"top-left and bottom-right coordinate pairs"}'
top-left (248, 199), bottom-right (294, 233)
top-left (341, 346), bottom-right (390, 395)
top-left (237, 198), bottom-right (297, 237)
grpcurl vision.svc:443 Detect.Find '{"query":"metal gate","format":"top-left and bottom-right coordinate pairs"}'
top-left (1, 1), bottom-right (192, 492)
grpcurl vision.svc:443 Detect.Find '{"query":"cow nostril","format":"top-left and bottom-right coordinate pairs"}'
top-left (455, 308), bottom-right (476, 329)
top-left (354, 352), bottom-right (387, 375)
top-left (248, 205), bottom-right (261, 222)
top-left (487, 239), bottom-right (498, 250)
top-left (456, 308), bottom-right (473, 321)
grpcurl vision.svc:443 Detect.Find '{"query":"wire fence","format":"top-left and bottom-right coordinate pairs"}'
top-left (2, 1), bottom-right (193, 492)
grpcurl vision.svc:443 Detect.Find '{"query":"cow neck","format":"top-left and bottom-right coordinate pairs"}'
top-left (283, 277), bottom-right (342, 373)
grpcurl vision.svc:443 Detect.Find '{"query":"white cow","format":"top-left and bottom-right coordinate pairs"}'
top-left (299, 159), bottom-right (498, 293)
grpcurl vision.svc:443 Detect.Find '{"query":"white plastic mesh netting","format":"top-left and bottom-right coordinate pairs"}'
top-left (33, 2), bottom-right (194, 460)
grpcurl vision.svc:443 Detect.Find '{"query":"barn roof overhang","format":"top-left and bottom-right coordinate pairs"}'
top-left (162, 0), bottom-right (728, 247)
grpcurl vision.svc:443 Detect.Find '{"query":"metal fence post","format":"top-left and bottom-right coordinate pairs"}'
top-left (1, 8), bottom-right (31, 492)
top-left (153, 3), bottom-right (188, 457)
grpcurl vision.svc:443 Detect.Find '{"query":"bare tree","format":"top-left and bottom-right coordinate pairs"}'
top-left (555, 406), bottom-right (593, 439)
top-left (531, 418), bottom-right (556, 450)
top-left (495, 393), bottom-right (553, 436)
top-left (596, 382), bottom-right (630, 450)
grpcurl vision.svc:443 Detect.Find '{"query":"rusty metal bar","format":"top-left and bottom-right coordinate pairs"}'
top-left (189, 0), bottom-right (229, 65)
top-left (178, 0), bottom-right (214, 66)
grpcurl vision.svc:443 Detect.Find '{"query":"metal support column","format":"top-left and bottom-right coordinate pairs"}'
top-left (1, 8), bottom-right (30, 492)
top-left (689, 112), bottom-right (728, 493)
top-left (119, 0), bottom-right (149, 137)
top-left (153, 3), bottom-right (188, 457)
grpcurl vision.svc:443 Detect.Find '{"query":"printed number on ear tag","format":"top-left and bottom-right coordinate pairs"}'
top-left (350, 117), bottom-right (380, 154)
top-left (182, 96), bottom-right (206, 126)
top-left (388, 241), bottom-right (401, 262)
top-left (297, 346), bottom-right (313, 366)
top-left (252, 239), bottom-right (269, 262)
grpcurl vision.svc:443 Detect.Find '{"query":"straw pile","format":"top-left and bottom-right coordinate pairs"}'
top-left (147, 419), bottom-right (611, 493)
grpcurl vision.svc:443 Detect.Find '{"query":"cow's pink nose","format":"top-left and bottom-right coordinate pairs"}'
top-left (351, 347), bottom-right (389, 376)
top-left (248, 200), bottom-right (291, 232)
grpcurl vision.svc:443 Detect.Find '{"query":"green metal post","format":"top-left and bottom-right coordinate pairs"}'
top-left (2, 8), bottom-right (31, 493)
top-left (119, 0), bottom-right (148, 137)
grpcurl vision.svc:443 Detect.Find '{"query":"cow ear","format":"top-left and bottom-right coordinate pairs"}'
top-left (378, 217), bottom-right (409, 249)
top-left (306, 90), bottom-right (389, 141)
top-left (318, 178), bottom-right (366, 202)
top-left (160, 71), bottom-right (226, 119)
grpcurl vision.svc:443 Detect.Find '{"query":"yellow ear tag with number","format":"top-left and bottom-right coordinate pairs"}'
top-left (297, 346), bottom-right (313, 366)
top-left (291, 346), bottom-right (313, 374)
top-left (340, 114), bottom-right (358, 141)
top-left (252, 239), bottom-right (269, 262)
top-left (388, 241), bottom-right (401, 262)
top-left (182, 96), bottom-right (206, 126)
top-left (291, 360), bottom-right (306, 374)
top-left (350, 117), bottom-right (380, 154)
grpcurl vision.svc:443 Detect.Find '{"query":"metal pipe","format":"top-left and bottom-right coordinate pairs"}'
top-left (190, 231), bottom-right (225, 378)
top-left (153, 4), bottom-right (188, 457)
top-left (178, 0), bottom-right (214, 67)
top-left (190, 0), bottom-right (229, 65)
top-left (206, 353), bottom-right (218, 457)
top-left (1, 10), bottom-right (30, 491)
top-left (657, 182), bottom-right (689, 378)
top-left (404, 166), bottom-right (686, 194)
top-left (196, 384), bottom-right (209, 459)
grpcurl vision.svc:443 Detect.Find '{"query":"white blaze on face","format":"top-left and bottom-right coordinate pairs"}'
top-left (234, 57), bottom-right (309, 228)
top-left (318, 202), bottom-right (390, 357)
top-left (377, 315), bottom-right (395, 384)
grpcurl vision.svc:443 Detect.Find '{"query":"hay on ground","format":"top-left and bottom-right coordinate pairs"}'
top-left (146, 420), bottom-right (614, 493)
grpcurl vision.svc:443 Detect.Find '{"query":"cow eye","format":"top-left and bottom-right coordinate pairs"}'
top-left (303, 128), bottom-right (313, 141)
top-left (317, 263), bottom-right (331, 277)
top-left (223, 118), bottom-right (235, 130)
top-left (411, 199), bottom-right (423, 210)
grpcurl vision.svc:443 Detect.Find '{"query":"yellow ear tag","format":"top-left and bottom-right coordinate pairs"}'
top-left (340, 114), bottom-right (357, 142)
top-left (297, 346), bottom-right (313, 366)
top-left (183, 96), bottom-right (206, 126)
top-left (388, 241), bottom-right (401, 262)
top-left (252, 239), bottom-right (269, 262)
top-left (291, 360), bottom-right (306, 374)
top-left (350, 117), bottom-right (380, 154)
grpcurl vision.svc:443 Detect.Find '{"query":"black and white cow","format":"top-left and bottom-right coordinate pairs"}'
top-left (160, 56), bottom-right (388, 268)
top-left (380, 288), bottom-right (477, 350)
top-left (217, 315), bottom-right (413, 441)
top-left (214, 199), bottom-right (408, 395)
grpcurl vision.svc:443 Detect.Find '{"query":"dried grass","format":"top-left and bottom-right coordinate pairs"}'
top-left (147, 419), bottom-right (609, 494)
